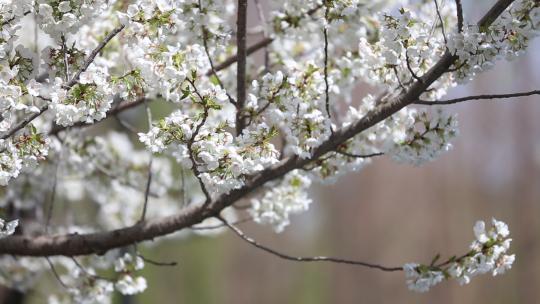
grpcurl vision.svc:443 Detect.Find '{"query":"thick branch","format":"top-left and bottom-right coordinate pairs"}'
top-left (0, 0), bottom-right (515, 257)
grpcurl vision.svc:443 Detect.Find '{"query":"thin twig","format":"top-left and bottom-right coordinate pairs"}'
top-left (66, 25), bottom-right (125, 88)
top-left (336, 151), bottom-right (384, 159)
top-left (70, 257), bottom-right (113, 281)
top-left (140, 102), bottom-right (154, 222)
top-left (45, 257), bottom-right (68, 289)
top-left (61, 35), bottom-right (70, 81)
top-left (45, 162), bottom-right (59, 233)
top-left (415, 90), bottom-right (540, 105)
top-left (219, 217), bottom-right (403, 272)
top-left (454, 0), bottom-right (464, 32)
top-left (186, 79), bottom-right (212, 205)
top-left (392, 66), bottom-right (406, 91)
top-left (0, 104), bottom-right (48, 140)
top-left (323, 2), bottom-right (333, 133)
top-left (405, 50), bottom-right (423, 83)
top-left (253, 0), bottom-right (270, 72)
top-left (137, 254), bottom-right (178, 267)
top-left (236, 0), bottom-right (248, 135)
top-left (191, 217), bottom-right (253, 230)
top-left (114, 116), bottom-right (139, 134)
top-left (198, 0), bottom-right (236, 106)
top-left (433, 0), bottom-right (448, 45)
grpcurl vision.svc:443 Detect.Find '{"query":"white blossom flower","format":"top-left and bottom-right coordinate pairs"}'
top-left (0, 218), bottom-right (19, 237)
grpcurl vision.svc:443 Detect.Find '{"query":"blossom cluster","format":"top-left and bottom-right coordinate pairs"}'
top-left (388, 108), bottom-right (458, 166)
top-left (404, 219), bottom-right (515, 293)
top-left (0, 218), bottom-right (18, 237)
top-left (114, 253), bottom-right (147, 295)
top-left (448, 0), bottom-right (540, 83)
top-left (0, 127), bottom-right (49, 186)
top-left (249, 170), bottom-right (312, 232)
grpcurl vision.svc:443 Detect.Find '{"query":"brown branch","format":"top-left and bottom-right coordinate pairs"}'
top-left (323, 3), bottom-right (332, 132)
top-left (455, 0), bottom-right (464, 32)
top-left (414, 90), bottom-right (540, 105)
top-left (0, 0), bottom-right (514, 257)
top-left (66, 25), bottom-right (125, 88)
top-left (220, 217), bottom-right (403, 271)
top-left (1, 104), bottom-right (48, 140)
top-left (335, 151), bottom-right (383, 159)
top-left (405, 49), bottom-right (423, 83)
top-left (137, 254), bottom-right (177, 267)
top-left (186, 79), bottom-right (212, 205)
top-left (236, 0), bottom-right (248, 135)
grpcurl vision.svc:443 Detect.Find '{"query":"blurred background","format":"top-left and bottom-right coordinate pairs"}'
top-left (5, 0), bottom-right (540, 303)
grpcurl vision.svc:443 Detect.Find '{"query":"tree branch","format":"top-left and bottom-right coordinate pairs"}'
top-left (236, 0), bottom-right (248, 135)
top-left (0, 0), bottom-right (515, 257)
top-left (455, 0), bottom-right (464, 32)
top-left (414, 90), bottom-right (540, 105)
top-left (220, 217), bottom-right (402, 271)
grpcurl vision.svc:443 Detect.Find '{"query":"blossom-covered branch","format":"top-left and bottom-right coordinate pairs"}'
top-left (0, 0), bottom-right (521, 256)
top-left (0, 0), bottom-right (537, 301)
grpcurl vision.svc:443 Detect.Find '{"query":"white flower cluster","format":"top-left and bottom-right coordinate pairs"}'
top-left (404, 218), bottom-right (515, 293)
top-left (36, 0), bottom-right (110, 40)
top-left (46, 250), bottom-right (157, 303)
top-left (388, 108), bottom-right (458, 166)
top-left (357, 3), bottom-right (455, 99)
top-left (140, 108), bottom-right (280, 196)
top-left (0, 218), bottom-right (18, 237)
top-left (116, 0), bottom-right (234, 102)
top-left (114, 253), bottom-right (147, 295)
top-left (48, 69), bottom-right (114, 126)
top-left (448, 0), bottom-right (540, 83)
top-left (247, 67), bottom-right (332, 159)
top-left (0, 129), bottom-right (49, 185)
top-left (67, 269), bottom-right (114, 304)
top-left (249, 170), bottom-right (312, 232)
